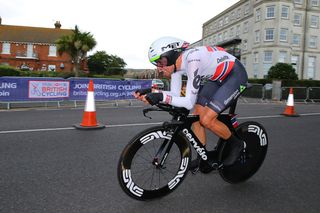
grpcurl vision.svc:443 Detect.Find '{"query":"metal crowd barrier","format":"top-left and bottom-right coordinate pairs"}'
top-left (1, 85), bottom-right (320, 110)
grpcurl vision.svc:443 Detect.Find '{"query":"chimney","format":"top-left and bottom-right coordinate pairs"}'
top-left (54, 21), bottom-right (61, 29)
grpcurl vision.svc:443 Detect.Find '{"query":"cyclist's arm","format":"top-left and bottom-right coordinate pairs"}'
top-left (161, 59), bottom-right (201, 110)
top-left (160, 71), bottom-right (182, 97)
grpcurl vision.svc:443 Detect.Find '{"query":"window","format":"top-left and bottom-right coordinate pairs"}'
top-left (219, 19), bottom-right (223, 28)
top-left (244, 4), bottom-right (249, 15)
top-left (49, 45), bottom-right (57, 56)
top-left (281, 6), bottom-right (289, 19)
top-left (225, 16), bottom-right (229, 24)
top-left (242, 57), bottom-right (247, 67)
top-left (237, 8), bottom-right (241, 18)
top-left (291, 55), bottom-right (299, 72)
top-left (309, 36), bottom-right (317, 48)
top-left (264, 51), bottom-right (273, 62)
top-left (253, 52), bottom-right (259, 63)
top-left (263, 63), bottom-right (272, 78)
top-left (27, 44), bottom-right (33, 58)
top-left (311, 0), bottom-right (319, 7)
top-left (223, 31), bottom-right (228, 40)
top-left (279, 51), bottom-right (287, 63)
top-left (231, 12), bottom-right (235, 20)
top-left (48, 65), bottom-right (56, 72)
top-left (236, 25), bottom-right (241, 36)
top-left (256, 8), bottom-right (261, 22)
top-left (243, 40), bottom-right (248, 51)
top-left (294, 14), bottom-right (302, 26)
top-left (2, 43), bottom-right (10, 54)
top-left (266, 6), bottom-right (275, 19)
top-left (280, 28), bottom-right (288, 42)
top-left (265, 28), bottom-right (275, 41)
top-left (294, 0), bottom-right (303, 4)
top-left (253, 64), bottom-right (259, 78)
top-left (310, 15), bottom-right (319, 28)
top-left (292, 34), bottom-right (301, 46)
top-left (255, 30), bottom-right (260, 43)
top-left (307, 56), bottom-right (316, 79)
top-left (230, 28), bottom-right (234, 37)
top-left (243, 22), bottom-right (249, 33)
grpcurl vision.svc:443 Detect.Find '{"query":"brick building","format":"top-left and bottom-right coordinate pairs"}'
top-left (0, 18), bottom-right (76, 72)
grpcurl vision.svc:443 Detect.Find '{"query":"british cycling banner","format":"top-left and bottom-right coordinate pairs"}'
top-left (28, 80), bottom-right (70, 99)
top-left (0, 77), bottom-right (151, 101)
top-left (69, 78), bottom-right (151, 100)
top-left (0, 77), bottom-right (68, 101)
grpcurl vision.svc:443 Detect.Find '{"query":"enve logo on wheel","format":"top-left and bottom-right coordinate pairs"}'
top-left (248, 125), bottom-right (267, 146)
top-left (168, 157), bottom-right (189, 190)
top-left (140, 131), bottom-right (172, 144)
top-left (122, 169), bottom-right (144, 197)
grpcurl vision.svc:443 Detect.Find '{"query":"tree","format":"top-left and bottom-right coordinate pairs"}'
top-left (87, 51), bottom-right (127, 75)
top-left (56, 25), bottom-right (96, 77)
top-left (267, 63), bottom-right (298, 80)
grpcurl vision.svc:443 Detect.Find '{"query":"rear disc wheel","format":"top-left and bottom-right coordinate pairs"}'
top-left (219, 121), bottom-right (268, 183)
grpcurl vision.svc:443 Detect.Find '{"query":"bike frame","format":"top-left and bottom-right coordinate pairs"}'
top-left (155, 100), bottom-right (239, 169)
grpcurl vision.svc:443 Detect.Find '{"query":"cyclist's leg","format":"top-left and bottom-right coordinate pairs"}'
top-left (199, 60), bottom-right (248, 166)
top-left (192, 104), bottom-right (206, 146)
top-left (189, 84), bottom-right (220, 172)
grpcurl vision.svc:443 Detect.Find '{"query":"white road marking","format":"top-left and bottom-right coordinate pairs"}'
top-left (0, 113), bottom-right (319, 134)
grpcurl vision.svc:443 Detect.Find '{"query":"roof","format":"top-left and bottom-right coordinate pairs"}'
top-left (0, 24), bottom-right (73, 45)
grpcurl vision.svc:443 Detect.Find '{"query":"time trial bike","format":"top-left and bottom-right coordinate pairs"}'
top-left (117, 87), bottom-right (268, 200)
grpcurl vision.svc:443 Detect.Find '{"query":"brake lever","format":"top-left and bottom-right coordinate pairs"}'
top-left (142, 107), bottom-right (163, 119)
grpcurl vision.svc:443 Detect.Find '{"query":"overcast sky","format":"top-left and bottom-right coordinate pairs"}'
top-left (1, 0), bottom-right (239, 69)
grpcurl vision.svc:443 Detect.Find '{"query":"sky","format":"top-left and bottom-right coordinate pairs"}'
top-left (1, 0), bottom-right (239, 69)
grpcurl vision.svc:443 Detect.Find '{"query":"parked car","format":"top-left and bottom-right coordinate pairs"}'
top-left (152, 79), bottom-right (164, 89)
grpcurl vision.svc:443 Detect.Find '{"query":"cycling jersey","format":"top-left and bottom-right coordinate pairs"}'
top-left (162, 46), bottom-right (246, 111)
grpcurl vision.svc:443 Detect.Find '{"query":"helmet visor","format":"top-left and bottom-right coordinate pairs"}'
top-left (150, 55), bottom-right (160, 66)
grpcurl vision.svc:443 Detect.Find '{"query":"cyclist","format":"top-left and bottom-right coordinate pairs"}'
top-left (134, 36), bottom-right (248, 170)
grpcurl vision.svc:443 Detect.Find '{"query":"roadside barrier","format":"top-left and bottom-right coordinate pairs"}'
top-left (282, 87), bottom-right (299, 117)
top-left (1, 77), bottom-right (320, 109)
top-left (0, 77), bottom-right (151, 109)
top-left (74, 80), bottom-right (105, 129)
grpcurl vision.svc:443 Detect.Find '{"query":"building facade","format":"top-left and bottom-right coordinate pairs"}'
top-left (0, 19), bottom-right (75, 72)
top-left (199, 0), bottom-right (320, 80)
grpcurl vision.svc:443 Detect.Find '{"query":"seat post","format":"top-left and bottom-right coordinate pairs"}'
top-left (228, 100), bottom-right (238, 114)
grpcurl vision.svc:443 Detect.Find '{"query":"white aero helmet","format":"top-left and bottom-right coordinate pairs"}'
top-left (148, 36), bottom-right (189, 66)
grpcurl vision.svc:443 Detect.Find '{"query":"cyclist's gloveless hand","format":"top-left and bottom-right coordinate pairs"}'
top-left (135, 88), bottom-right (152, 96)
top-left (145, 93), bottom-right (163, 105)
top-left (133, 88), bottom-right (151, 102)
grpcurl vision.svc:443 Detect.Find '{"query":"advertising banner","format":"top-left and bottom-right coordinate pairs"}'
top-left (0, 77), bottom-right (67, 101)
top-left (28, 80), bottom-right (70, 99)
top-left (69, 78), bottom-right (152, 100)
top-left (0, 77), bottom-right (152, 102)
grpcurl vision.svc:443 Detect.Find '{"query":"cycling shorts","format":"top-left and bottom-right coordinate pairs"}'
top-left (196, 59), bottom-right (248, 113)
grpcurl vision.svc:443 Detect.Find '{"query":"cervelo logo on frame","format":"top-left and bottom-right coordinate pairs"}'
top-left (182, 128), bottom-right (207, 160)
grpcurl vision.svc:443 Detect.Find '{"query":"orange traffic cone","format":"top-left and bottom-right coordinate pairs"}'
top-left (74, 80), bottom-right (105, 129)
top-left (282, 87), bottom-right (299, 117)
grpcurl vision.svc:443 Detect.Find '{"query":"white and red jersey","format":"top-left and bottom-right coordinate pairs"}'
top-left (162, 46), bottom-right (237, 110)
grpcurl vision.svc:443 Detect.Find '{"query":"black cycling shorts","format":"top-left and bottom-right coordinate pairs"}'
top-left (196, 60), bottom-right (248, 113)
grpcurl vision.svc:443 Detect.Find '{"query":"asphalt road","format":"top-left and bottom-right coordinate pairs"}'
top-left (1, 102), bottom-right (320, 213)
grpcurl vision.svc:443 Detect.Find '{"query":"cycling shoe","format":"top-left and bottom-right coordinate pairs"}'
top-left (199, 150), bottom-right (218, 173)
top-left (189, 156), bottom-right (201, 174)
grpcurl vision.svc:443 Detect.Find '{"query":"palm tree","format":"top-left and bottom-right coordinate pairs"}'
top-left (56, 25), bottom-right (97, 77)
